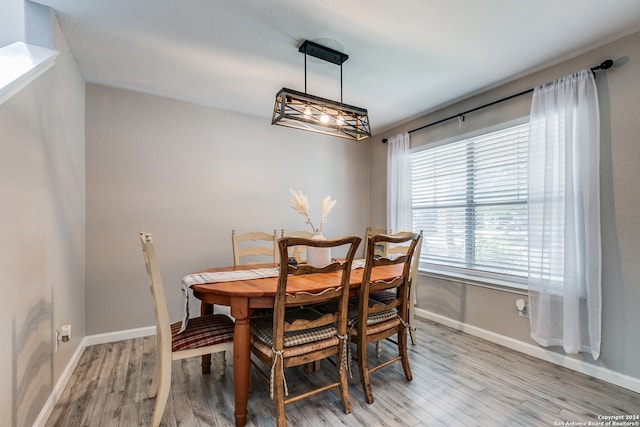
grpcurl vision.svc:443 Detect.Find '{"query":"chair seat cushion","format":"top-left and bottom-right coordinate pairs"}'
top-left (252, 335), bottom-right (340, 358)
top-left (311, 301), bottom-right (340, 315)
top-left (350, 317), bottom-right (402, 337)
top-left (313, 299), bottom-right (398, 327)
top-left (362, 308), bottom-right (398, 326)
top-left (170, 314), bottom-right (234, 352)
top-left (360, 292), bottom-right (399, 325)
top-left (250, 307), bottom-right (337, 348)
top-left (370, 290), bottom-right (396, 304)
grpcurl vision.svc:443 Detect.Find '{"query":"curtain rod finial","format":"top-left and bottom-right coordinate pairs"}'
top-left (600, 59), bottom-right (614, 70)
top-left (592, 59), bottom-right (614, 72)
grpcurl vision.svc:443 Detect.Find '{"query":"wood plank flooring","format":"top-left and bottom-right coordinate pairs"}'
top-left (46, 318), bottom-right (640, 426)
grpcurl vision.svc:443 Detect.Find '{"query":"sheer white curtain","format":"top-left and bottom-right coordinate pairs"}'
top-left (528, 69), bottom-right (602, 359)
top-left (387, 132), bottom-right (412, 233)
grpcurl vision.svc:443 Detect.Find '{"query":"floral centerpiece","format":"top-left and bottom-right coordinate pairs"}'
top-left (289, 189), bottom-right (336, 266)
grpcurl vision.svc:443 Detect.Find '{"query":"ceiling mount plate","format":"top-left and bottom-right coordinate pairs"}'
top-left (299, 40), bottom-right (348, 65)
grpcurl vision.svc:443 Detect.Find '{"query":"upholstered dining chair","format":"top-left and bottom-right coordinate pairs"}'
top-left (249, 235), bottom-right (361, 427)
top-left (139, 232), bottom-right (235, 427)
top-left (352, 231), bottom-right (420, 404)
top-left (231, 229), bottom-right (278, 266)
top-left (280, 229), bottom-right (314, 264)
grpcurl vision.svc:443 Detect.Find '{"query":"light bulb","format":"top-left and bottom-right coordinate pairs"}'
top-left (304, 106), bottom-right (312, 118)
top-left (320, 113), bottom-right (329, 123)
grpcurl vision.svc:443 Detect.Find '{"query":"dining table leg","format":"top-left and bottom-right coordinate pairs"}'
top-left (230, 296), bottom-right (251, 427)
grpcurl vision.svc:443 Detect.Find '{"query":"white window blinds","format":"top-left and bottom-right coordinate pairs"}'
top-left (411, 122), bottom-right (529, 283)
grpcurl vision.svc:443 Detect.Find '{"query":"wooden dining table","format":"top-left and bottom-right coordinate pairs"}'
top-left (189, 261), bottom-right (403, 427)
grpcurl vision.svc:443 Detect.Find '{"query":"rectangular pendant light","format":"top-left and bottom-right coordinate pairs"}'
top-left (272, 87), bottom-right (371, 141)
top-left (271, 40), bottom-right (371, 141)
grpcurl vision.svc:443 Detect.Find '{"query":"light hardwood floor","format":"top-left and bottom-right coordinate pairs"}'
top-left (46, 318), bottom-right (640, 426)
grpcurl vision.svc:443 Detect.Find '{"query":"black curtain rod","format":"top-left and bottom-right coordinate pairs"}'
top-left (381, 59), bottom-right (614, 143)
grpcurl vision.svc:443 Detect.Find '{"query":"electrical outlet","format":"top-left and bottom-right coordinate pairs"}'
top-left (60, 324), bottom-right (71, 342)
top-left (54, 324), bottom-right (72, 353)
top-left (516, 299), bottom-right (529, 318)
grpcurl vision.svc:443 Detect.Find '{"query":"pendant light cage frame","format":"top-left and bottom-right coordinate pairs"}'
top-left (271, 40), bottom-right (371, 141)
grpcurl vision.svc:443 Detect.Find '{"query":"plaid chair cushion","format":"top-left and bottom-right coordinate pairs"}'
top-left (250, 307), bottom-right (337, 348)
top-left (170, 314), bottom-right (234, 352)
top-left (363, 307), bottom-right (398, 325)
top-left (350, 297), bottom-right (398, 324)
top-left (311, 301), bottom-right (340, 315)
top-left (350, 317), bottom-right (402, 337)
top-left (370, 290), bottom-right (396, 304)
top-left (314, 299), bottom-right (398, 327)
top-left (251, 334), bottom-right (340, 358)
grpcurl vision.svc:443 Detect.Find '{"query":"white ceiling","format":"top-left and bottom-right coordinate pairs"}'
top-left (34, 0), bottom-right (640, 134)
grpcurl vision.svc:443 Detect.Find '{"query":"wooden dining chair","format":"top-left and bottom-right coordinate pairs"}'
top-left (249, 235), bottom-right (361, 427)
top-left (139, 232), bottom-right (235, 427)
top-left (372, 230), bottom-right (423, 346)
top-left (231, 229), bottom-right (278, 266)
top-left (352, 231), bottom-right (420, 404)
top-left (280, 229), bottom-right (314, 264)
top-left (364, 226), bottom-right (387, 260)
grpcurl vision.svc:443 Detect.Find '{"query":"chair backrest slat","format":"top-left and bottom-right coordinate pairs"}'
top-left (364, 226), bottom-right (387, 259)
top-left (139, 232), bottom-right (172, 355)
top-left (232, 229), bottom-right (278, 266)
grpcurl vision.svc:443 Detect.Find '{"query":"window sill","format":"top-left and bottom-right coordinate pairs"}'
top-left (418, 266), bottom-right (528, 295)
top-left (0, 42), bottom-right (59, 107)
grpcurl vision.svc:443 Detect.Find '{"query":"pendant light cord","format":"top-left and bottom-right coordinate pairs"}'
top-left (340, 63), bottom-right (343, 104)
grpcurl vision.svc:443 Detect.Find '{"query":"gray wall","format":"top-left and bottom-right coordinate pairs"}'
top-left (84, 85), bottom-right (371, 334)
top-left (371, 31), bottom-right (640, 380)
top-left (0, 15), bottom-right (85, 427)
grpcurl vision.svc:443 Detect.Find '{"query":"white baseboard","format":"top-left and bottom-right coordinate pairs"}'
top-left (82, 325), bottom-right (156, 346)
top-left (34, 325), bottom-right (156, 427)
top-left (414, 308), bottom-right (640, 394)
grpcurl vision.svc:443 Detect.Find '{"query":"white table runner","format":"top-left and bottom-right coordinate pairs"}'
top-left (179, 259), bottom-right (365, 333)
top-left (179, 267), bottom-right (279, 332)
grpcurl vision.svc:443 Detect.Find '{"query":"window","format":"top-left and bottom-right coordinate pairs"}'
top-left (411, 121), bottom-right (529, 288)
